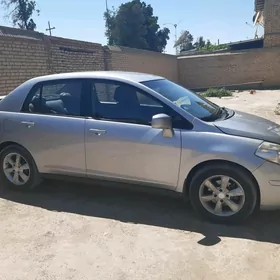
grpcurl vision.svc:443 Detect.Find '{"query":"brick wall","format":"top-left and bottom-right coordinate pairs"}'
top-left (0, 26), bottom-right (178, 95)
top-left (48, 36), bottom-right (104, 73)
top-left (0, 26), bottom-right (106, 95)
top-left (178, 0), bottom-right (280, 90)
top-left (0, 35), bottom-right (49, 95)
top-left (2, 24), bottom-right (280, 96)
top-left (178, 48), bottom-right (280, 89)
top-left (106, 46), bottom-right (178, 82)
top-left (264, 0), bottom-right (280, 47)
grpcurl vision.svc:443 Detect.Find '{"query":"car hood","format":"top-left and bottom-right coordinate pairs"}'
top-left (214, 109), bottom-right (280, 144)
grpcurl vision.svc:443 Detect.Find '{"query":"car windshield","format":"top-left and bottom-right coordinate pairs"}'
top-left (142, 79), bottom-right (221, 121)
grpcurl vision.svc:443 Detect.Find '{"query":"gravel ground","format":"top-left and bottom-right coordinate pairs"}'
top-left (1, 90), bottom-right (280, 280)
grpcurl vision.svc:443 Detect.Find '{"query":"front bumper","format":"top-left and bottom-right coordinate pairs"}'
top-left (253, 161), bottom-right (280, 210)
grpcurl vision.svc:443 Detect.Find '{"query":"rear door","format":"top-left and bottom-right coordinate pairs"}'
top-left (1, 79), bottom-right (87, 176)
top-left (85, 79), bottom-right (186, 189)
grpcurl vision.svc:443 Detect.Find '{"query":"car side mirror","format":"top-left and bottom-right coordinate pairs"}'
top-left (152, 114), bottom-right (174, 138)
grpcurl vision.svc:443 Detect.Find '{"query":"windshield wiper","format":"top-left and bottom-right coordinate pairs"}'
top-left (223, 107), bottom-right (231, 118)
top-left (201, 107), bottom-right (224, 122)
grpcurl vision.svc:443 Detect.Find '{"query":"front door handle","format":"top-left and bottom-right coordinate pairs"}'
top-left (89, 128), bottom-right (107, 136)
top-left (21, 121), bottom-right (35, 128)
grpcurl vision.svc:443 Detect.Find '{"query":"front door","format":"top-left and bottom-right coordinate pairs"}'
top-left (85, 79), bottom-right (182, 189)
top-left (1, 79), bottom-right (87, 176)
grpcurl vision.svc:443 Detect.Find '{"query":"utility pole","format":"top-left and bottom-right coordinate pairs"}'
top-left (46, 21), bottom-right (55, 36)
top-left (164, 20), bottom-right (183, 55)
top-left (245, 22), bottom-right (260, 39)
top-left (105, 0), bottom-right (108, 11)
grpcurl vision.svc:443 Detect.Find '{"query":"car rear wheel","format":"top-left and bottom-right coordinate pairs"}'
top-left (0, 145), bottom-right (41, 191)
top-left (189, 164), bottom-right (258, 223)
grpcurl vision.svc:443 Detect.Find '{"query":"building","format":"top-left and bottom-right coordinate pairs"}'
top-left (262, 0), bottom-right (280, 48)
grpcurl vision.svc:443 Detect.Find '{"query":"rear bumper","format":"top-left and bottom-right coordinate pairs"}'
top-left (253, 161), bottom-right (280, 210)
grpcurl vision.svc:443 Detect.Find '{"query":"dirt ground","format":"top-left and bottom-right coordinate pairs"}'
top-left (209, 90), bottom-right (280, 124)
top-left (1, 90), bottom-right (280, 280)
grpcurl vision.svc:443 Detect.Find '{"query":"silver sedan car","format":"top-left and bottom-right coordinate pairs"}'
top-left (0, 71), bottom-right (280, 223)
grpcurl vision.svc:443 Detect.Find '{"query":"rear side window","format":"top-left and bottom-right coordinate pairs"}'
top-left (42, 84), bottom-right (66, 101)
top-left (22, 80), bottom-right (83, 116)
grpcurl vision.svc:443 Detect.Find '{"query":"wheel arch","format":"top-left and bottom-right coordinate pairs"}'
top-left (0, 141), bottom-right (30, 154)
top-left (0, 141), bottom-right (42, 189)
top-left (183, 159), bottom-right (260, 208)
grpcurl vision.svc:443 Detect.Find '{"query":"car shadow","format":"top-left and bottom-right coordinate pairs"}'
top-left (1, 179), bottom-right (280, 246)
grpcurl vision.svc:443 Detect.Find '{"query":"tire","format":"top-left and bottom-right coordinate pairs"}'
top-left (189, 163), bottom-right (258, 224)
top-left (0, 145), bottom-right (41, 191)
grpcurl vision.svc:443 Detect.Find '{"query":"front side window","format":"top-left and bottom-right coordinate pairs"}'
top-left (142, 79), bottom-right (221, 121)
top-left (91, 80), bottom-right (181, 126)
top-left (24, 80), bottom-right (83, 116)
top-left (94, 83), bottom-right (118, 103)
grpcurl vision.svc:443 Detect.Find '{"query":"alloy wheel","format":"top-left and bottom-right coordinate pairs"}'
top-left (3, 152), bottom-right (30, 186)
top-left (199, 175), bottom-right (245, 217)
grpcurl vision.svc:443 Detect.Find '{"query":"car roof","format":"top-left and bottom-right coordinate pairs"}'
top-left (26, 71), bottom-right (163, 84)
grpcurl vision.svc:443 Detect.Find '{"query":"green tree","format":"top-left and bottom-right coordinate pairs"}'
top-left (177, 30), bottom-right (194, 52)
top-left (194, 36), bottom-right (206, 49)
top-left (104, 0), bottom-right (170, 53)
top-left (1, 0), bottom-right (40, 30)
top-left (197, 39), bottom-right (228, 51)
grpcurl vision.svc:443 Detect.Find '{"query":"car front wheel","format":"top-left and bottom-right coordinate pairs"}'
top-left (0, 145), bottom-right (41, 191)
top-left (189, 164), bottom-right (258, 223)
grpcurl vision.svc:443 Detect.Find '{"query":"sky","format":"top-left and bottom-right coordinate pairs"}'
top-left (0, 0), bottom-right (264, 54)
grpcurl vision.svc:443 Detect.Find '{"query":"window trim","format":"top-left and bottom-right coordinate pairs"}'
top-left (21, 78), bottom-right (89, 118)
top-left (89, 79), bottom-right (193, 130)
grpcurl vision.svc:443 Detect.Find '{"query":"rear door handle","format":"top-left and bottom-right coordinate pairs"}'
top-left (21, 121), bottom-right (35, 128)
top-left (89, 128), bottom-right (107, 136)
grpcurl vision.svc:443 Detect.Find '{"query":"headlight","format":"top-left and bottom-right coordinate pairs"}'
top-left (255, 141), bottom-right (280, 164)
